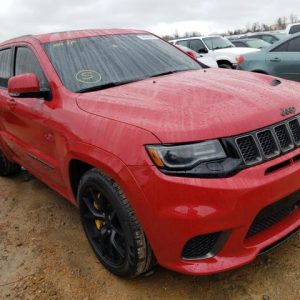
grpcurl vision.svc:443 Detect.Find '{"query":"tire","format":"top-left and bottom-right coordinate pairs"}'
top-left (218, 63), bottom-right (232, 69)
top-left (0, 150), bottom-right (21, 176)
top-left (78, 169), bottom-right (155, 278)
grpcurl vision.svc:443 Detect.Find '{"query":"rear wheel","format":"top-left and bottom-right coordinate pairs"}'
top-left (78, 169), bottom-right (155, 278)
top-left (0, 150), bottom-right (21, 176)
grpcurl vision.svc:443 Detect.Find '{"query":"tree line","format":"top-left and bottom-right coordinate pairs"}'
top-left (162, 13), bottom-right (299, 40)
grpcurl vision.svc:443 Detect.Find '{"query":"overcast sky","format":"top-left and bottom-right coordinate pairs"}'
top-left (0, 0), bottom-right (299, 41)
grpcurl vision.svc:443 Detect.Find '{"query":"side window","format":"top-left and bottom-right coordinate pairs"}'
top-left (233, 42), bottom-right (246, 47)
top-left (0, 48), bottom-right (12, 88)
top-left (15, 47), bottom-right (48, 89)
top-left (287, 37), bottom-right (300, 52)
top-left (176, 40), bottom-right (189, 47)
top-left (262, 35), bottom-right (276, 44)
top-left (290, 25), bottom-right (300, 34)
top-left (272, 41), bottom-right (289, 52)
top-left (189, 39), bottom-right (206, 53)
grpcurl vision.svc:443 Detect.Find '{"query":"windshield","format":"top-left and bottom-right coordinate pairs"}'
top-left (202, 37), bottom-right (235, 50)
top-left (246, 39), bottom-right (270, 49)
top-left (43, 34), bottom-right (201, 92)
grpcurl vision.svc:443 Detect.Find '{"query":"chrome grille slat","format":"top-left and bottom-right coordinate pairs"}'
top-left (234, 115), bottom-right (300, 166)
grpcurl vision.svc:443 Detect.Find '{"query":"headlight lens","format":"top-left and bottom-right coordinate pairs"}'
top-left (146, 140), bottom-right (227, 170)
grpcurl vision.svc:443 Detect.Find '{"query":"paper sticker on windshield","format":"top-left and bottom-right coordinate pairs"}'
top-left (137, 35), bottom-right (159, 40)
top-left (75, 70), bottom-right (102, 84)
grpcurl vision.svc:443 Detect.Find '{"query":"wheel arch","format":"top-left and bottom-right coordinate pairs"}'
top-left (217, 59), bottom-right (233, 68)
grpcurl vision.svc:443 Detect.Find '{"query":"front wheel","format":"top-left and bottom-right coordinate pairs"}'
top-left (0, 150), bottom-right (21, 176)
top-left (78, 169), bottom-right (155, 278)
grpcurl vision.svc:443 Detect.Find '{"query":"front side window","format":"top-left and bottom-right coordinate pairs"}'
top-left (202, 37), bottom-right (234, 50)
top-left (272, 41), bottom-right (289, 52)
top-left (0, 48), bottom-right (11, 88)
top-left (287, 37), bottom-right (300, 52)
top-left (43, 34), bottom-right (201, 93)
top-left (176, 40), bottom-right (189, 47)
top-left (189, 39), bottom-right (206, 53)
top-left (15, 47), bottom-right (48, 89)
top-left (289, 25), bottom-right (300, 34)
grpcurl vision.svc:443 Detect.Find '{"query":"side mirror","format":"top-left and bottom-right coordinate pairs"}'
top-left (8, 73), bottom-right (50, 99)
top-left (199, 48), bottom-right (208, 54)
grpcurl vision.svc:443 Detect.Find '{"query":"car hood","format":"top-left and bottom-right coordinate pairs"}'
top-left (76, 69), bottom-right (300, 143)
top-left (214, 47), bottom-right (260, 55)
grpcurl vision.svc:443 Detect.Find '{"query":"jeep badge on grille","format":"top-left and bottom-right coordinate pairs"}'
top-left (281, 107), bottom-right (296, 117)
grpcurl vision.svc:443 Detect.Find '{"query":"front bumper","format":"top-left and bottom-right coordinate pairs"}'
top-left (129, 148), bottom-right (300, 275)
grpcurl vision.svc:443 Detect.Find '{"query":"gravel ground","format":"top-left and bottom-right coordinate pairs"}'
top-left (0, 170), bottom-right (299, 300)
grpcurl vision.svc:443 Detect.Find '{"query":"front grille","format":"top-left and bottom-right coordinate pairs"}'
top-left (289, 119), bottom-right (300, 145)
top-left (234, 116), bottom-right (300, 166)
top-left (274, 124), bottom-right (293, 151)
top-left (246, 191), bottom-right (300, 239)
top-left (236, 136), bottom-right (261, 165)
top-left (182, 232), bottom-right (222, 259)
top-left (257, 130), bottom-right (279, 158)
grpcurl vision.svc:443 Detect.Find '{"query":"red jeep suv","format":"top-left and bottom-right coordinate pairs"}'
top-left (0, 29), bottom-right (299, 278)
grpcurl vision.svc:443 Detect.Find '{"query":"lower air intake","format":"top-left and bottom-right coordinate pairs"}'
top-left (182, 232), bottom-right (222, 259)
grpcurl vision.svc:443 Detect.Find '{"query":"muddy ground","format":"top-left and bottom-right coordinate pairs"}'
top-left (0, 170), bottom-right (299, 300)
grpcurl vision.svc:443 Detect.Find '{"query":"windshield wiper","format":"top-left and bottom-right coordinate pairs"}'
top-left (77, 80), bottom-right (136, 93)
top-left (150, 70), bottom-right (184, 78)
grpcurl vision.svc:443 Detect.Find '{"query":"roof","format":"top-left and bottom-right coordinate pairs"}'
top-left (1, 28), bottom-right (149, 45)
top-left (231, 38), bottom-right (260, 42)
top-left (169, 35), bottom-right (223, 42)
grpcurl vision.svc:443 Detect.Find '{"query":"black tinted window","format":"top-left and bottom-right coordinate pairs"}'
top-left (272, 41), bottom-right (289, 52)
top-left (232, 42), bottom-right (246, 47)
top-left (189, 39), bottom-right (206, 52)
top-left (290, 25), bottom-right (300, 34)
top-left (287, 37), bottom-right (300, 52)
top-left (0, 48), bottom-right (11, 88)
top-left (15, 47), bottom-right (48, 89)
top-left (44, 34), bottom-right (201, 92)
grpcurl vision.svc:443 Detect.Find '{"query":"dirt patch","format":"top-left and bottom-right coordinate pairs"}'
top-left (0, 170), bottom-right (299, 300)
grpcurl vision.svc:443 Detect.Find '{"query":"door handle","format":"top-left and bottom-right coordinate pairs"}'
top-left (270, 57), bottom-right (281, 62)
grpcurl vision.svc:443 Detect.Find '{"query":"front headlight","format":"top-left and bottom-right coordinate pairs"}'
top-left (146, 140), bottom-right (227, 170)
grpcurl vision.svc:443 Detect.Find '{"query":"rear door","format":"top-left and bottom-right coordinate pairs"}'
top-left (266, 36), bottom-right (300, 82)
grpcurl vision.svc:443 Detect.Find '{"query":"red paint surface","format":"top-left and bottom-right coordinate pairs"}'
top-left (0, 30), bottom-right (299, 275)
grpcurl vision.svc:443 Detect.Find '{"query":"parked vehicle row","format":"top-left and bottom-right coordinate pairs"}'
top-left (1, 29), bottom-right (300, 279)
top-left (231, 38), bottom-right (271, 49)
top-left (237, 33), bottom-right (300, 82)
top-left (170, 36), bottom-right (259, 69)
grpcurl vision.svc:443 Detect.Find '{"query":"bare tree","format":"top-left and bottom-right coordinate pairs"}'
top-left (290, 13), bottom-right (299, 24)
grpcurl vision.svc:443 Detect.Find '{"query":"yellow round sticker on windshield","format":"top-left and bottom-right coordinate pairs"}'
top-left (75, 70), bottom-right (102, 84)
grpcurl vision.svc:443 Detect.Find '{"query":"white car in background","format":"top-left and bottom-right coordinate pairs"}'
top-left (170, 36), bottom-right (259, 69)
top-left (175, 45), bottom-right (218, 68)
top-left (286, 23), bottom-right (300, 34)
